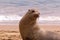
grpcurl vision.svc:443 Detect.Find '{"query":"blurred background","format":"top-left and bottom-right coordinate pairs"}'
top-left (0, 0), bottom-right (60, 25)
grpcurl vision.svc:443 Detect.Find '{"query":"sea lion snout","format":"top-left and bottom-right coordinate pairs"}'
top-left (29, 9), bottom-right (40, 16)
top-left (33, 13), bottom-right (40, 18)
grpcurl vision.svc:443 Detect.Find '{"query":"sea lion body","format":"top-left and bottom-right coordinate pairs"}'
top-left (19, 9), bottom-right (41, 40)
top-left (19, 9), bottom-right (60, 40)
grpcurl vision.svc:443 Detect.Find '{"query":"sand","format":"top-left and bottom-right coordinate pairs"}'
top-left (0, 24), bottom-right (22, 40)
top-left (0, 24), bottom-right (60, 40)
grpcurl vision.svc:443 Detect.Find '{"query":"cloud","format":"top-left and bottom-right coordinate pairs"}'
top-left (0, 0), bottom-right (60, 6)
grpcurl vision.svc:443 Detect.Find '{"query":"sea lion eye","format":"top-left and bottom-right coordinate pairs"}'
top-left (32, 10), bottom-right (35, 13)
top-left (28, 9), bottom-right (35, 13)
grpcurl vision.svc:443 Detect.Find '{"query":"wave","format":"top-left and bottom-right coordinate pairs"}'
top-left (0, 15), bottom-right (60, 24)
top-left (0, 15), bottom-right (60, 22)
top-left (40, 16), bottom-right (60, 21)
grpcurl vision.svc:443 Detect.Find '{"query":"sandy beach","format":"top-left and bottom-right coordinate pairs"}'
top-left (0, 24), bottom-right (60, 40)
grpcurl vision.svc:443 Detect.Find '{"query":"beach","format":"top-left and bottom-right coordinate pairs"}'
top-left (0, 24), bottom-right (60, 40)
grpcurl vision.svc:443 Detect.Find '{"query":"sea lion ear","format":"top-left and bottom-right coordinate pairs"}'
top-left (28, 9), bottom-right (30, 11)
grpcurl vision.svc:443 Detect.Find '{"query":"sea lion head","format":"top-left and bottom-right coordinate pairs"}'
top-left (20, 9), bottom-right (40, 25)
top-left (25, 9), bottom-right (40, 20)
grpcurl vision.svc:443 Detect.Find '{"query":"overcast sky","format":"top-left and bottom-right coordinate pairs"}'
top-left (0, 0), bottom-right (60, 24)
top-left (0, 0), bottom-right (60, 16)
top-left (0, 0), bottom-right (60, 6)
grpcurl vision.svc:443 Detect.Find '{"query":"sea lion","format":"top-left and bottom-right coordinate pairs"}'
top-left (19, 9), bottom-right (40, 40)
top-left (19, 9), bottom-right (60, 40)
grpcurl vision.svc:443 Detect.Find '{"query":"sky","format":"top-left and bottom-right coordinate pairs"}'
top-left (0, 0), bottom-right (60, 24)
